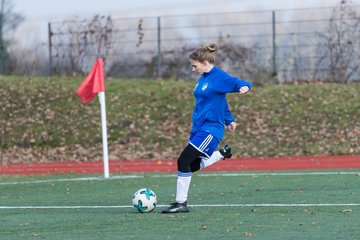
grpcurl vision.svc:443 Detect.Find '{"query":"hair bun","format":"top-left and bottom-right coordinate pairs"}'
top-left (205, 44), bottom-right (217, 53)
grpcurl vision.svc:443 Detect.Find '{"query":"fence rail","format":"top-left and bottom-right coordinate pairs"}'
top-left (48, 4), bottom-right (360, 83)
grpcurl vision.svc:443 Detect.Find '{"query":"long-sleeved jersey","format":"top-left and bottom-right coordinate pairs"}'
top-left (191, 66), bottom-right (252, 141)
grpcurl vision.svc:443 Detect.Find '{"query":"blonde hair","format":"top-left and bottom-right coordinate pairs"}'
top-left (189, 44), bottom-right (217, 64)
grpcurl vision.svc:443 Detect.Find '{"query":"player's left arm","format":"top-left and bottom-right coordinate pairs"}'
top-left (224, 100), bottom-right (237, 132)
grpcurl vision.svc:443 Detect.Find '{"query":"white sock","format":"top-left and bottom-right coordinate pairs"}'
top-left (200, 151), bottom-right (223, 170)
top-left (175, 173), bottom-right (192, 203)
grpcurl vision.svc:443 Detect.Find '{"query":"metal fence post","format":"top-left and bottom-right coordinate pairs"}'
top-left (0, 0), bottom-right (9, 74)
top-left (157, 16), bottom-right (161, 78)
top-left (48, 22), bottom-right (53, 76)
top-left (272, 10), bottom-right (277, 83)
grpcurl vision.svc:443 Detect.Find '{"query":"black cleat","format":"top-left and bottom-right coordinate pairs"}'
top-left (161, 201), bottom-right (189, 213)
top-left (220, 144), bottom-right (232, 158)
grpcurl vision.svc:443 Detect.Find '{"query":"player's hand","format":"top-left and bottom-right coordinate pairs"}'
top-left (239, 86), bottom-right (250, 94)
top-left (227, 122), bottom-right (237, 132)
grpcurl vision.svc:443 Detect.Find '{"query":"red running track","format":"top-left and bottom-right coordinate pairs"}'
top-left (1, 155), bottom-right (359, 175)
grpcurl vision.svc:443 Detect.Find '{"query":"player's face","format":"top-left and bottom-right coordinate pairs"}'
top-left (190, 59), bottom-right (207, 75)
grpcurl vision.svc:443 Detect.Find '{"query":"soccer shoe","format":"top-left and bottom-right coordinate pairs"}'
top-left (219, 144), bottom-right (232, 158)
top-left (161, 201), bottom-right (189, 213)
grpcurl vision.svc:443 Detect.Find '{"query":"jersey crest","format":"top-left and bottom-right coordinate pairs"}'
top-left (201, 82), bottom-right (208, 91)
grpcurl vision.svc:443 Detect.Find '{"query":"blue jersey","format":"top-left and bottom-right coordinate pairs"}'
top-left (191, 66), bottom-right (252, 141)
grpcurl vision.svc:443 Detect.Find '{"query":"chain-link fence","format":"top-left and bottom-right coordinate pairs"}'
top-left (48, 4), bottom-right (360, 83)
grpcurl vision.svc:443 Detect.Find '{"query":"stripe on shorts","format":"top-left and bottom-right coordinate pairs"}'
top-left (198, 134), bottom-right (213, 151)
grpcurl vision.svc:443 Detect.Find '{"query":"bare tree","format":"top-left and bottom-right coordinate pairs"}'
top-left (1, 0), bottom-right (23, 32)
top-left (51, 15), bottom-right (113, 76)
top-left (0, 0), bottom-right (24, 74)
top-left (316, 0), bottom-right (360, 82)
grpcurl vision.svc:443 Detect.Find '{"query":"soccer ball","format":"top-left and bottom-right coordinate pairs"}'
top-left (132, 188), bottom-right (157, 213)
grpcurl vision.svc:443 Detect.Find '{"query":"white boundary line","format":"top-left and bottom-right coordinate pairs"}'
top-left (1, 171), bottom-right (359, 186)
top-left (197, 172), bottom-right (360, 177)
top-left (0, 203), bottom-right (359, 209)
top-left (0, 175), bottom-right (144, 185)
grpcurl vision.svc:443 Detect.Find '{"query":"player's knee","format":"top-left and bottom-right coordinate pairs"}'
top-left (177, 155), bottom-right (191, 172)
top-left (177, 144), bottom-right (201, 172)
top-left (190, 158), bottom-right (202, 172)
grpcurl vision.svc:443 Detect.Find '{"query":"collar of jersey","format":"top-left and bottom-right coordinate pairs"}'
top-left (202, 65), bottom-right (217, 77)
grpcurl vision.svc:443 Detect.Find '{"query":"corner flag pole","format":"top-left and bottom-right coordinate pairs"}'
top-left (98, 91), bottom-right (110, 178)
top-left (76, 58), bottom-right (110, 178)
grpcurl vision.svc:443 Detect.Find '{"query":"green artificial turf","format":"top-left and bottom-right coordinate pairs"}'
top-left (0, 170), bottom-right (359, 239)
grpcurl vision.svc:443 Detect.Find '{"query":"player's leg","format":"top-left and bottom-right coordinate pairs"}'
top-left (191, 144), bottom-right (232, 172)
top-left (161, 144), bottom-right (202, 213)
top-left (175, 144), bottom-right (201, 204)
top-left (201, 144), bottom-right (232, 169)
top-left (162, 131), bottom-right (218, 213)
top-left (190, 157), bottom-right (202, 172)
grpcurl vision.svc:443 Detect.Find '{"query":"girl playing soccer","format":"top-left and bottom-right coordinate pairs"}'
top-left (162, 44), bottom-right (252, 213)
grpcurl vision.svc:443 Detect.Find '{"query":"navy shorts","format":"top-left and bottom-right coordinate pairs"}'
top-left (188, 131), bottom-right (220, 158)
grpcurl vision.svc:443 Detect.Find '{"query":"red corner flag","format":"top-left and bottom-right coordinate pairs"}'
top-left (76, 59), bottom-right (105, 104)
